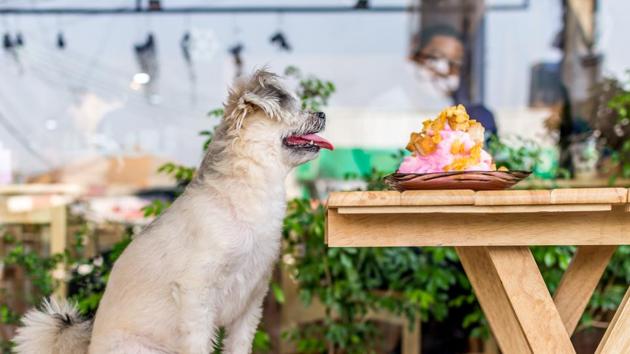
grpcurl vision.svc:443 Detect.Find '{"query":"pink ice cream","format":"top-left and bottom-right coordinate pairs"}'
top-left (398, 124), bottom-right (493, 174)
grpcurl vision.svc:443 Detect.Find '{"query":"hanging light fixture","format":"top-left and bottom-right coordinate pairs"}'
top-left (15, 32), bottom-right (24, 47)
top-left (354, 0), bottom-right (370, 9)
top-left (2, 33), bottom-right (12, 50)
top-left (180, 30), bottom-right (197, 84)
top-left (270, 12), bottom-right (291, 52)
top-left (229, 43), bottom-right (244, 77)
top-left (56, 32), bottom-right (66, 49)
top-left (3, 32), bottom-right (20, 67)
top-left (133, 33), bottom-right (159, 100)
top-left (133, 73), bottom-right (151, 85)
top-left (180, 31), bottom-right (191, 64)
top-left (270, 32), bottom-right (291, 52)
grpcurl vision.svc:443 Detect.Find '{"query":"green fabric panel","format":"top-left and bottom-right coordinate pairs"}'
top-left (295, 148), bottom-right (405, 180)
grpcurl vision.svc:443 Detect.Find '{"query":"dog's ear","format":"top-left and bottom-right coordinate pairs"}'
top-left (223, 69), bottom-right (290, 130)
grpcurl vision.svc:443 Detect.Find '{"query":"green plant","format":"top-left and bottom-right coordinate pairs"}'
top-left (609, 85), bottom-right (630, 178)
top-left (589, 72), bottom-right (630, 179)
top-left (2, 233), bottom-right (63, 301)
top-left (285, 66), bottom-right (336, 111)
top-left (487, 135), bottom-right (542, 172)
top-left (0, 224), bottom-right (104, 351)
top-left (69, 232), bottom-right (133, 315)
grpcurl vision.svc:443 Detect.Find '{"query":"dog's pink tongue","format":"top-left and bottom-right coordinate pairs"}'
top-left (298, 134), bottom-right (334, 150)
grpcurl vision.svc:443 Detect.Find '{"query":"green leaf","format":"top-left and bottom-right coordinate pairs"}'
top-left (544, 252), bottom-right (556, 267)
top-left (208, 108), bottom-right (224, 118)
top-left (253, 330), bottom-right (272, 352)
top-left (271, 282), bottom-right (285, 304)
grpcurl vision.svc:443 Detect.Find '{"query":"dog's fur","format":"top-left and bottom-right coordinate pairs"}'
top-left (14, 70), bottom-right (328, 354)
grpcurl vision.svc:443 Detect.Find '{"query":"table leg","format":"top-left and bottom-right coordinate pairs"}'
top-left (553, 245), bottom-right (617, 334)
top-left (456, 246), bottom-right (575, 354)
top-left (401, 317), bottom-right (421, 354)
top-left (595, 286), bottom-right (630, 353)
top-left (50, 206), bottom-right (67, 298)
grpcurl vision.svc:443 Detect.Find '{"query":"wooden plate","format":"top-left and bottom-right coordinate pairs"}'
top-left (384, 170), bottom-right (531, 191)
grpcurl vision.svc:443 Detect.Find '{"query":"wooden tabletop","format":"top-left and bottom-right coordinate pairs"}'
top-left (326, 188), bottom-right (630, 247)
top-left (328, 188), bottom-right (629, 207)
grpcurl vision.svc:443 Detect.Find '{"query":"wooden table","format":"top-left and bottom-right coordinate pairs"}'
top-left (326, 188), bottom-right (630, 354)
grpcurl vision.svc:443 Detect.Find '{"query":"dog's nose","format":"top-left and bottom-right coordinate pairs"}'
top-left (316, 112), bottom-right (326, 120)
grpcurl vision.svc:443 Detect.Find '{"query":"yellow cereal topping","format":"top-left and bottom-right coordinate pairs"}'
top-left (406, 105), bottom-right (491, 173)
top-left (450, 140), bottom-right (466, 155)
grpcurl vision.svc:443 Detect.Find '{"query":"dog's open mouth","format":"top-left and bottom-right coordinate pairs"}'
top-left (283, 133), bottom-right (334, 151)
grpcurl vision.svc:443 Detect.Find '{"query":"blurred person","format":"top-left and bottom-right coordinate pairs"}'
top-left (409, 24), bottom-right (463, 106)
top-left (408, 24), bottom-right (497, 136)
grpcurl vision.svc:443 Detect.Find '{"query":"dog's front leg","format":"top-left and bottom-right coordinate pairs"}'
top-left (174, 281), bottom-right (217, 354)
top-left (222, 285), bottom-right (268, 354)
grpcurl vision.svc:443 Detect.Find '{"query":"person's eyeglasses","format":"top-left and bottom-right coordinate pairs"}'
top-left (419, 53), bottom-right (462, 75)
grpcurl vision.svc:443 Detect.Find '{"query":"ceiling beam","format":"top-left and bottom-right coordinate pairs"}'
top-left (0, 1), bottom-right (530, 16)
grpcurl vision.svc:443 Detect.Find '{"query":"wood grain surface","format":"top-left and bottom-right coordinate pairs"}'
top-left (336, 204), bottom-right (612, 215)
top-left (327, 191), bottom-right (401, 207)
top-left (474, 190), bottom-right (552, 205)
top-left (328, 188), bottom-right (629, 207)
top-left (550, 188), bottom-right (627, 205)
top-left (596, 287), bottom-right (630, 353)
top-left (457, 247), bottom-right (575, 354)
top-left (326, 209), bottom-right (630, 247)
top-left (401, 190), bottom-right (475, 205)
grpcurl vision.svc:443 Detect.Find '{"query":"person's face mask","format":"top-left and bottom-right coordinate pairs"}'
top-left (415, 63), bottom-right (460, 94)
top-left (434, 75), bottom-right (460, 94)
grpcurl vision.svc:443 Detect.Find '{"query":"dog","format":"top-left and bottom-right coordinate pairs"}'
top-left (14, 69), bottom-right (333, 354)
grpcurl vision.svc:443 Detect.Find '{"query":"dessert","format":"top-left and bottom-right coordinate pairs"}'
top-left (398, 105), bottom-right (501, 174)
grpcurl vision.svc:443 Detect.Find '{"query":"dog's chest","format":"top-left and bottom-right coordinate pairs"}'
top-left (214, 226), bottom-right (280, 325)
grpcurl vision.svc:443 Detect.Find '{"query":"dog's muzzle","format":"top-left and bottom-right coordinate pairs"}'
top-left (282, 112), bottom-right (333, 151)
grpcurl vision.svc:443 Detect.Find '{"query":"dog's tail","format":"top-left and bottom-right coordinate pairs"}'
top-left (13, 298), bottom-right (92, 354)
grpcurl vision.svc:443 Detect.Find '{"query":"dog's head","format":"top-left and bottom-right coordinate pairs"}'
top-left (221, 69), bottom-right (333, 169)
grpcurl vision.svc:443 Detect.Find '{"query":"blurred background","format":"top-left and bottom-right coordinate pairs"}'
top-left (1, 0), bottom-right (630, 353)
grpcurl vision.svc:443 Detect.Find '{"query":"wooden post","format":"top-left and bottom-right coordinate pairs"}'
top-left (50, 205), bottom-right (67, 298)
top-left (402, 317), bottom-right (421, 354)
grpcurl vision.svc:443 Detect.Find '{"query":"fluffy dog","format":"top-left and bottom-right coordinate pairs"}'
top-left (14, 69), bottom-right (333, 354)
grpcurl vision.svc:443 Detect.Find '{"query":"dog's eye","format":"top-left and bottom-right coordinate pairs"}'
top-left (277, 92), bottom-right (288, 105)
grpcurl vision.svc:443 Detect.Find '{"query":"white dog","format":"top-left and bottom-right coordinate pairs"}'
top-left (14, 69), bottom-right (333, 354)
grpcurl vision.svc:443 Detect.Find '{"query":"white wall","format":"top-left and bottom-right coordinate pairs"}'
top-left (598, 0), bottom-right (630, 79)
top-left (485, 0), bottom-right (562, 110)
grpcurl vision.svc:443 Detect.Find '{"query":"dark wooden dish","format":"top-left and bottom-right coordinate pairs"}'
top-left (384, 170), bottom-right (531, 191)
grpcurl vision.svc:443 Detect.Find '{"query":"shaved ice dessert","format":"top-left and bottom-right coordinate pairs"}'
top-left (398, 105), bottom-right (503, 174)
